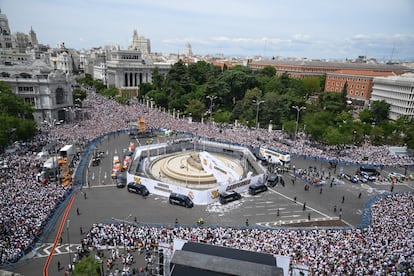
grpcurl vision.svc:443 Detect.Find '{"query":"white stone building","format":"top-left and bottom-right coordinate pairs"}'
top-left (371, 73), bottom-right (414, 120)
top-left (0, 60), bottom-right (73, 125)
top-left (129, 30), bottom-right (150, 55)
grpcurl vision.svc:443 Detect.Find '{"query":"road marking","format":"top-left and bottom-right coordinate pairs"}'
top-left (281, 214), bottom-right (300, 218)
top-left (267, 188), bottom-right (353, 227)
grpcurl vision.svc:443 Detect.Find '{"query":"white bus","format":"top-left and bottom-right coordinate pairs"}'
top-left (259, 147), bottom-right (291, 167)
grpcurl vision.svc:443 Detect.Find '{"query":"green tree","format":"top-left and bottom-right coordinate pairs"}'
top-left (359, 109), bottom-right (372, 124)
top-left (371, 126), bottom-right (385, 145)
top-left (76, 73), bottom-right (94, 87)
top-left (260, 66), bottom-right (276, 77)
top-left (303, 111), bottom-right (333, 141)
top-left (100, 86), bottom-right (118, 98)
top-left (262, 77), bottom-right (283, 95)
top-left (230, 100), bottom-right (244, 123)
top-left (72, 88), bottom-right (87, 107)
top-left (185, 99), bottom-right (205, 121)
top-left (319, 74), bottom-right (326, 92)
top-left (281, 120), bottom-right (296, 138)
top-left (73, 256), bottom-right (101, 276)
top-left (138, 83), bottom-right (154, 97)
top-left (93, 79), bottom-right (106, 93)
top-left (323, 126), bottom-right (345, 145)
top-left (371, 100), bottom-right (390, 124)
top-left (0, 81), bottom-right (37, 149)
top-left (152, 67), bottom-right (164, 91)
top-left (303, 77), bottom-right (321, 95)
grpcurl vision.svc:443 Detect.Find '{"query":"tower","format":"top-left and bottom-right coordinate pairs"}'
top-left (0, 9), bottom-right (13, 49)
top-left (129, 29), bottom-right (151, 55)
top-left (29, 26), bottom-right (38, 46)
top-left (184, 43), bottom-right (193, 57)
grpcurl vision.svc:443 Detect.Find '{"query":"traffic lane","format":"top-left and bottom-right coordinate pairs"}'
top-left (87, 134), bottom-right (135, 186)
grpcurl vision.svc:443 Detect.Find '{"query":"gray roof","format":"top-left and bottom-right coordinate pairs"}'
top-left (171, 251), bottom-right (283, 276)
top-left (252, 59), bottom-right (410, 72)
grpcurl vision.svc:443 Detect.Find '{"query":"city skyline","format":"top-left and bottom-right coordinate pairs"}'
top-left (2, 0), bottom-right (414, 61)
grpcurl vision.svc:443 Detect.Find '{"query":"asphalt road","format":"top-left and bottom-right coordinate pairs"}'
top-left (8, 132), bottom-right (414, 275)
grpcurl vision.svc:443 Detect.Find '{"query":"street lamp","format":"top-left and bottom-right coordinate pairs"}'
top-left (206, 95), bottom-right (218, 122)
top-left (292, 105), bottom-right (306, 140)
top-left (252, 99), bottom-right (265, 129)
top-left (66, 220), bottom-right (71, 272)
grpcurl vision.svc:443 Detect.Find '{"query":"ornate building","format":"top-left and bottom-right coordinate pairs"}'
top-left (0, 60), bottom-right (73, 124)
top-left (0, 10), bottom-right (74, 125)
top-left (106, 48), bottom-right (154, 91)
top-left (92, 31), bottom-right (171, 94)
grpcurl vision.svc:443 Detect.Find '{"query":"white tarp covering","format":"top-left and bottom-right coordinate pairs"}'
top-left (199, 151), bottom-right (239, 184)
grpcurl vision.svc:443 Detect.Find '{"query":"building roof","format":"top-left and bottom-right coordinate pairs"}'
top-left (251, 59), bottom-right (410, 72)
top-left (170, 242), bottom-right (283, 276)
top-left (329, 69), bottom-right (396, 77)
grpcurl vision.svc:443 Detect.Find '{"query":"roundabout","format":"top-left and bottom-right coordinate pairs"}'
top-left (150, 151), bottom-right (245, 189)
top-left (127, 138), bottom-right (266, 205)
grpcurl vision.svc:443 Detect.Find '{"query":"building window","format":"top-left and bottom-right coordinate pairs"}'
top-left (24, 97), bottom-right (35, 105)
top-left (350, 90), bottom-right (353, 95)
top-left (55, 87), bottom-right (65, 104)
top-left (356, 90), bottom-right (359, 96)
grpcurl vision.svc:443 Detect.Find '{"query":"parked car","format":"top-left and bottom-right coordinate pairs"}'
top-left (169, 193), bottom-right (194, 208)
top-left (116, 175), bottom-right (127, 188)
top-left (127, 182), bottom-right (149, 196)
top-left (350, 175), bottom-right (360, 183)
top-left (248, 183), bottom-right (268, 195)
top-left (267, 173), bottom-right (279, 187)
top-left (388, 172), bottom-right (406, 182)
top-left (359, 166), bottom-right (380, 176)
top-left (219, 190), bottom-right (242, 204)
top-left (360, 171), bottom-right (376, 182)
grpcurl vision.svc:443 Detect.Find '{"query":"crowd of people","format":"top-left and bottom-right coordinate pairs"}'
top-left (81, 192), bottom-right (413, 274)
top-left (0, 90), bottom-right (413, 274)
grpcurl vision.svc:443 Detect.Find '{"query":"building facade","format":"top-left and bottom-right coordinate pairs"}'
top-left (324, 69), bottom-right (396, 102)
top-left (106, 49), bottom-right (153, 91)
top-left (0, 60), bottom-right (73, 125)
top-left (129, 30), bottom-right (151, 55)
top-left (371, 74), bottom-right (414, 120)
top-left (91, 31), bottom-right (171, 94)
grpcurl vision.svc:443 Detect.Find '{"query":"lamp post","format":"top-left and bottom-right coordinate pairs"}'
top-left (206, 95), bottom-right (218, 122)
top-left (66, 219), bottom-right (71, 272)
top-left (292, 105), bottom-right (306, 140)
top-left (252, 99), bottom-right (265, 129)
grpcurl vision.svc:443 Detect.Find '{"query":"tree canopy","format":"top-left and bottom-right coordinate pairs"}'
top-left (0, 81), bottom-right (37, 150)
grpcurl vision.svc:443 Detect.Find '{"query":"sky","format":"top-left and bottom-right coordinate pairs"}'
top-left (2, 0), bottom-right (414, 61)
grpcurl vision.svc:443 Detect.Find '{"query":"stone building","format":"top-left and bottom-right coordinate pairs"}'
top-left (371, 73), bottom-right (414, 120)
top-left (0, 60), bottom-right (73, 125)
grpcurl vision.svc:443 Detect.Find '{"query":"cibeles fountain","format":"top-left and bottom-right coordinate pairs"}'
top-left (126, 137), bottom-right (266, 205)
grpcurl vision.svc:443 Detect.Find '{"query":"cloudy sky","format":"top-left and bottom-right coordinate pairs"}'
top-left (2, 0), bottom-right (414, 60)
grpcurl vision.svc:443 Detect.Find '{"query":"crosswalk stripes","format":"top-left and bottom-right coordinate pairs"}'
top-left (25, 243), bottom-right (82, 259)
top-left (256, 216), bottom-right (338, 228)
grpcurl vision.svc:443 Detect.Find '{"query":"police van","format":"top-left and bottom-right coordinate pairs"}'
top-left (169, 193), bottom-right (194, 208)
